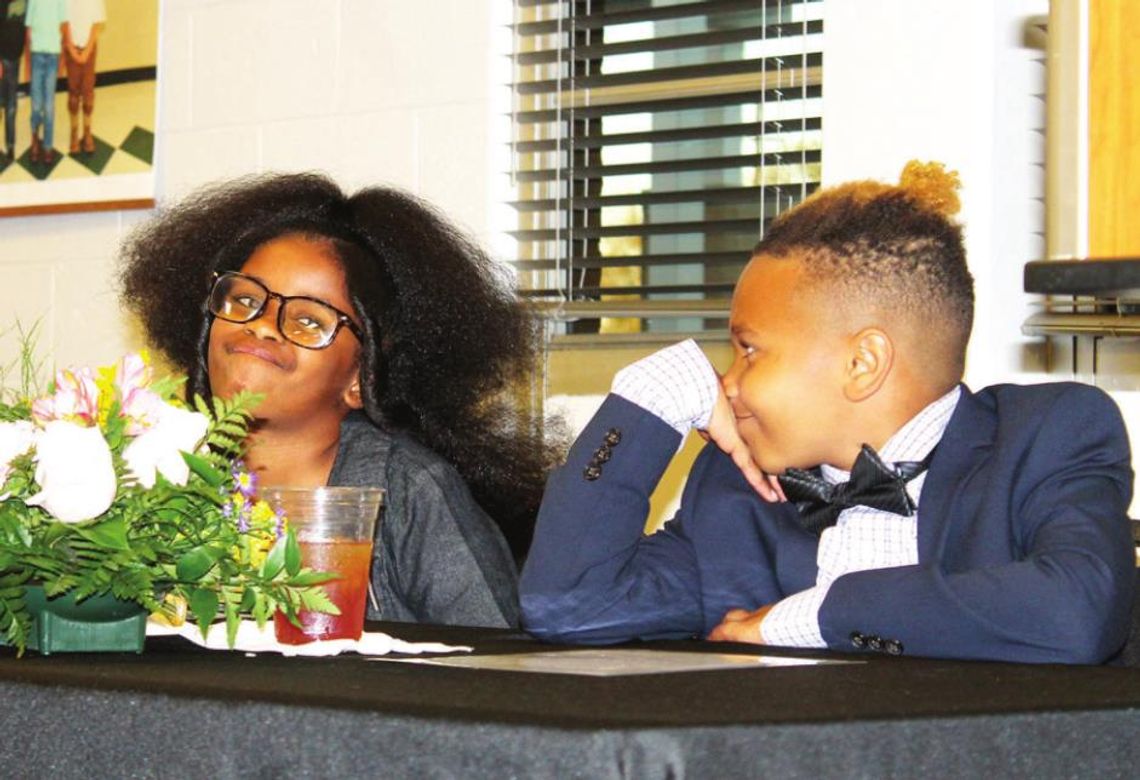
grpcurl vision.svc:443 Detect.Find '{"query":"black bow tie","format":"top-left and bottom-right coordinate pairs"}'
top-left (778, 445), bottom-right (935, 536)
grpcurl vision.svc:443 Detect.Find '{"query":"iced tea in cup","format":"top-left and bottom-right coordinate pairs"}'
top-left (265, 486), bottom-right (384, 644)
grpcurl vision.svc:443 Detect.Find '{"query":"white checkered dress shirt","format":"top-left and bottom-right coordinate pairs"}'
top-left (612, 339), bottom-right (719, 435)
top-left (610, 340), bottom-right (962, 647)
top-left (760, 386), bottom-right (962, 647)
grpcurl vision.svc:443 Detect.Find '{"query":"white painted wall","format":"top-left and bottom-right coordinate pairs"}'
top-left (0, 0), bottom-right (498, 374)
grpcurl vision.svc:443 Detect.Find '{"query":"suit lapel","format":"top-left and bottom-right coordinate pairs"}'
top-left (916, 384), bottom-right (996, 562)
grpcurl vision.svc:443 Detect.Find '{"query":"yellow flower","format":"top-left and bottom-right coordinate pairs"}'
top-left (230, 498), bottom-right (283, 569)
top-left (95, 363), bottom-right (117, 429)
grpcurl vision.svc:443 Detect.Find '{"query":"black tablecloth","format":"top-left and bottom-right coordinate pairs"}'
top-left (2, 622), bottom-right (1140, 778)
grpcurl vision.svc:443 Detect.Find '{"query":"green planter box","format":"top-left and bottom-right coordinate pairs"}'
top-left (22, 586), bottom-right (147, 655)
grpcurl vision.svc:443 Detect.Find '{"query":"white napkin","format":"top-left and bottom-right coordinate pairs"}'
top-left (146, 619), bottom-right (472, 657)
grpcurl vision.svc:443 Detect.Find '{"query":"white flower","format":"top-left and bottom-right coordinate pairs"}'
top-left (26, 421), bottom-right (117, 523)
top-left (0, 420), bottom-right (38, 485)
top-left (123, 402), bottom-right (209, 489)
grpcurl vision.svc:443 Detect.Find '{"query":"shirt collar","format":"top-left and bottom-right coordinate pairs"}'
top-left (821, 385), bottom-right (962, 484)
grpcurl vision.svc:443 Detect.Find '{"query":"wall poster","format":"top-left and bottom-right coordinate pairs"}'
top-left (0, 0), bottom-right (158, 215)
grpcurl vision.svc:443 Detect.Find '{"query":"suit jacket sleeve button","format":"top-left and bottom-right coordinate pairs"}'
top-left (885, 639), bottom-right (904, 656)
top-left (593, 446), bottom-right (611, 463)
top-left (583, 465), bottom-right (602, 481)
top-left (867, 635), bottom-right (884, 652)
top-left (849, 632), bottom-right (865, 649)
top-left (604, 429), bottom-right (622, 446)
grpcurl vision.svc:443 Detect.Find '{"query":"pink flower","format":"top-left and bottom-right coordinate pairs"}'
top-left (115, 353), bottom-right (164, 435)
top-left (116, 352), bottom-right (150, 389)
top-left (31, 367), bottom-right (100, 426)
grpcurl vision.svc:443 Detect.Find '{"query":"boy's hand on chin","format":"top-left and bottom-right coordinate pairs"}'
top-left (707, 606), bottom-right (774, 644)
top-left (700, 388), bottom-right (786, 503)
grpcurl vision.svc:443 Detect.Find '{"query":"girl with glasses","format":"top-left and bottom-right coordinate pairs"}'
top-left (119, 173), bottom-right (559, 629)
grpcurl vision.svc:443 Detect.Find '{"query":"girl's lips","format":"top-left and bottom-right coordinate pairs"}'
top-left (227, 342), bottom-right (288, 369)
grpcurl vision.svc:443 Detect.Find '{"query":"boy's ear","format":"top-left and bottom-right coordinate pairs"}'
top-left (843, 328), bottom-right (893, 402)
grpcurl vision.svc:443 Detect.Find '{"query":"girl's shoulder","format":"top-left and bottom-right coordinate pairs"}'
top-left (333, 412), bottom-right (461, 489)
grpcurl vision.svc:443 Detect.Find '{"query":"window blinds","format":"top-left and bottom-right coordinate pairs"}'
top-left (509, 0), bottom-right (824, 337)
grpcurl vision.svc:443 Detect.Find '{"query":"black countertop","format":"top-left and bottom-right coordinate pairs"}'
top-left (1024, 257), bottom-right (1140, 295)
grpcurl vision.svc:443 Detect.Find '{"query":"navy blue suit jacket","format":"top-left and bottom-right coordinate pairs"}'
top-left (520, 383), bottom-right (1136, 663)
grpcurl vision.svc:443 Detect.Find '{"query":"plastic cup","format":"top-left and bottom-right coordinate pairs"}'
top-left (263, 486), bottom-right (384, 644)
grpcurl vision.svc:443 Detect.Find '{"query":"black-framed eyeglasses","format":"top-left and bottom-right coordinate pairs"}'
top-left (207, 271), bottom-right (362, 350)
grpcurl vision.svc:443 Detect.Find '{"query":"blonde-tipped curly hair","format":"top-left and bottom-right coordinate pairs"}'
top-left (753, 161), bottom-right (974, 381)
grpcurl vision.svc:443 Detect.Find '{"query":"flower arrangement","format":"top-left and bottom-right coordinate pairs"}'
top-left (0, 350), bottom-right (335, 654)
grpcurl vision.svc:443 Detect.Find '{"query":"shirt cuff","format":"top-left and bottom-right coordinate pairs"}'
top-left (759, 585), bottom-right (828, 648)
top-left (610, 339), bottom-right (719, 435)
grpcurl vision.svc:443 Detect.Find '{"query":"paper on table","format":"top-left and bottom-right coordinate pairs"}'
top-left (146, 619), bottom-right (472, 657)
top-left (378, 648), bottom-right (860, 676)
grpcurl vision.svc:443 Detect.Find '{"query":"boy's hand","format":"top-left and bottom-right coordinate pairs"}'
top-left (699, 386), bottom-right (785, 503)
top-left (707, 605), bottom-right (773, 644)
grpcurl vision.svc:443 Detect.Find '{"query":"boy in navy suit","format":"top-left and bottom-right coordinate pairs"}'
top-left (520, 162), bottom-right (1135, 663)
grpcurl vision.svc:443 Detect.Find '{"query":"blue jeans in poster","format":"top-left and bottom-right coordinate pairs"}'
top-left (0, 57), bottom-right (16, 153)
top-left (29, 51), bottom-right (59, 150)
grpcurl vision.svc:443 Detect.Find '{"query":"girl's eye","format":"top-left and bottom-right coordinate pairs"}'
top-left (233, 294), bottom-right (261, 309)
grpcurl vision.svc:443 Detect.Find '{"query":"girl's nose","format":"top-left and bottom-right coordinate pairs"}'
top-left (244, 299), bottom-right (283, 341)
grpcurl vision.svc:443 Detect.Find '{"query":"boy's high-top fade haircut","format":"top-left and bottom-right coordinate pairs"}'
top-left (753, 161), bottom-right (975, 382)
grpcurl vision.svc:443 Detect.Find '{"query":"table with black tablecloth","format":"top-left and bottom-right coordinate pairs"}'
top-left (2, 621), bottom-right (1139, 778)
